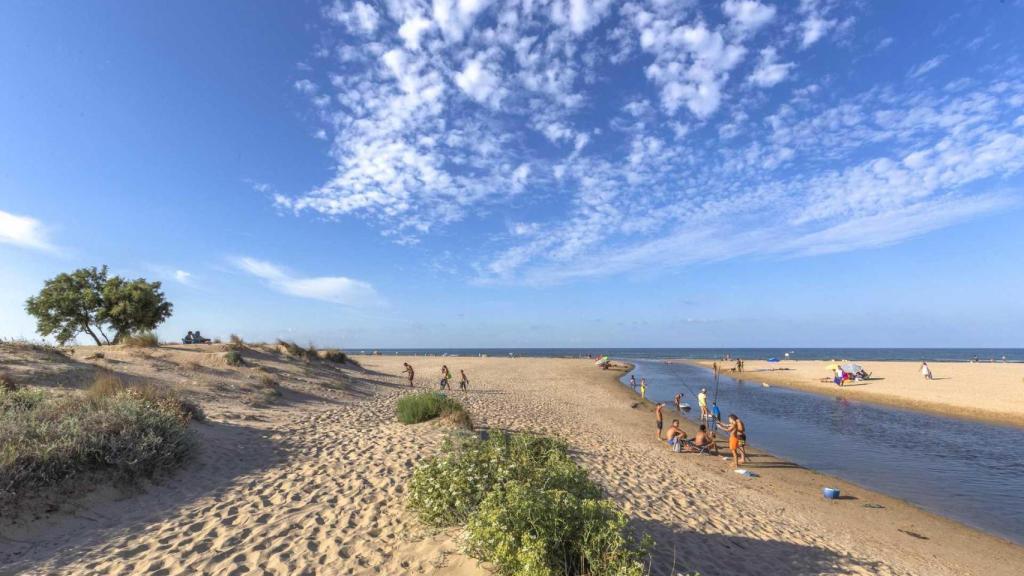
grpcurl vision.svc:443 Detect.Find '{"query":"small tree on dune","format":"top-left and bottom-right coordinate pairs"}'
top-left (25, 266), bottom-right (173, 346)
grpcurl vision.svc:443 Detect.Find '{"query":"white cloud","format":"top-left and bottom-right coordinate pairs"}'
top-left (174, 270), bottom-right (193, 285)
top-left (908, 55), bottom-right (947, 79)
top-left (328, 0), bottom-right (381, 35)
top-left (398, 16), bottom-right (433, 50)
top-left (798, 0), bottom-right (836, 48)
top-left (0, 210), bottom-right (55, 252)
top-left (234, 257), bottom-right (383, 307)
top-left (749, 46), bottom-right (793, 88)
top-left (722, 0), bottom-right (776, 36)
top-left (454, 57), bottom-right (505, 108)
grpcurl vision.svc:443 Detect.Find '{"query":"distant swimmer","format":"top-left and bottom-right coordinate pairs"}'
top-left (655, 402), bottom-right (665, 440)
top-left (920, 361), bottom-right (933, 380)
top-left (720, 414), bottom-right (748, 467)
top-left (698, 388), bottom-right (709, 421)
top-left (402, 363), bottom-right (415, 387)
top-left (459, 369), bottom-right (469, 391)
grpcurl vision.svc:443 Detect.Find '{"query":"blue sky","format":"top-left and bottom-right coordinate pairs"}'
top-left (2, 0), bottom-right (1023, 348)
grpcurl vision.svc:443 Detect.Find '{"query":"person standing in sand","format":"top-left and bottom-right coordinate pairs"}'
top-left (720, 414), bottom-right (748, 467)
top-left (629, 374), bottom-right (636, 389)
top-left (655, 402), bottom-right (665, 440)
top-left (920, 362), bottom-right (933, 380)
top-left (709, 401), bottom-right (721, 438)
top-left (402, 363), bottom-right (415, 387)
top-left (440, 365), bottom-right (452, 390)
top-left (698, 388), bottom-right (708, 421)
top-left (640, 378), bottom-right (647, 399)
top-left (459, 369), bottom-right (469, 391)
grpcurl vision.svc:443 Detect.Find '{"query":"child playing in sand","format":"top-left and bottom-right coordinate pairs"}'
top-left (920, 362), bottom-right (933, 380)
top-left (402, 363), bottom-right (414, 387)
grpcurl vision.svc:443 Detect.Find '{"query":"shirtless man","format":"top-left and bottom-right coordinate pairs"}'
top-left (665, 419), bottom-right (686, 449)
top-left (459, 369), bottom-right (469, 391)
top-left (720, 414), bottom-right (748, 467)
top-left (654, 402), bottom-right (665, 440)
top-left (402, 363), bottom-right (415, 387)
top-left (673, 392), bottom-right (682, 412)
top-left (687, 424), bottom-right (716, 454)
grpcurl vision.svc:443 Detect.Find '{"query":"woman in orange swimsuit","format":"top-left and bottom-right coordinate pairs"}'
top-left (721, 414), bottom-right (748, 467)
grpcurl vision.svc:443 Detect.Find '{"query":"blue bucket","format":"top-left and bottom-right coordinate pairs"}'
top-left (823, 487), bottom-right (840, 499)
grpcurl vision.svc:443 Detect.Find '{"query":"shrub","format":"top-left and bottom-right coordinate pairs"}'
top-left (252, 374), bottom-right (282, 405)
top-left (120, 331), bottom-right (159, 347)
top-left (408, 434), bottom-right (650, 576)
top-left (0, 385), bottom-right (197, 511)
top-left (396, 392), bottom-right (469, 426)
top-left (225, 350), bottom-right (245, 367)
top-left (228, 334), bottom-right (245, 351)
top-left (0, 374), bottom-right (16, 392)
top-left (320, 349), bottom-right (349, 363)
top-left (276, 339), bottom-right (311, 360)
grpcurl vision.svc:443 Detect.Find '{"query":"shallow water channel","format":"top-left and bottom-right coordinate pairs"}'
top-left (621, 359), bottom-right (1024, 545)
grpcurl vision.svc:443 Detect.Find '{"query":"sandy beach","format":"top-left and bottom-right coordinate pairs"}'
top-left (2, 346), bottom-right (1022, 575)
top-left (690, 359), bottom-right (1024, 427)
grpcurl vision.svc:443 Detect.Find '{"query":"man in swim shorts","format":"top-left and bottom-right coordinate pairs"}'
top-left (720, 414), bottom-right (747, 467)
top-left (665, 419), bottom-right (686, 449)
top-left (698, 388), bottom-right (708, 421)
top-left (687, 424), bottom-right (715, 453)
top-left (655, 402), bottom-right (665, 440)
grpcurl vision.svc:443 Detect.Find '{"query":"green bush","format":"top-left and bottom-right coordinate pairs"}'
top-left (225, 350), bottom-right (245, 367)
top-left (396, 392), bottom-right (469, 426)
top-left (120, 331), bottom-right (159, 347)
top-left (320, 349), bottom-right (349, 363)
top-left (0, 385), bottom-right (197, 511)
top-left (408, 433), bottom-right (649, 576)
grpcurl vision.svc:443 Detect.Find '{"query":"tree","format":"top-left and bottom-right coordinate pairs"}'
top-left (25, 266), bottom-right (173, 346)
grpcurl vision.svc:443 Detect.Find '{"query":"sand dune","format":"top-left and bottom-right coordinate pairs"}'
top-left (1, 347), bottom-right (1021, 575)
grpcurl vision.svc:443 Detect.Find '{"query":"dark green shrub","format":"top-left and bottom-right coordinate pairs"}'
top-left (0, 373), bottom-right (16, 392)
top-left (320, 349), bottom-right (349, 363)
top-left (0, 386), bottom-right (197, 511)
top-left (408, 434), bottom-right (650, 576)
top-left (225, 350), bottom-right (245, 367)
top-left (396, 392), bottom-right (468, 426)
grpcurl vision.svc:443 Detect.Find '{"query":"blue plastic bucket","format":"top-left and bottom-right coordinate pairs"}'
top-left (823, 487), bottom-right (840, 499)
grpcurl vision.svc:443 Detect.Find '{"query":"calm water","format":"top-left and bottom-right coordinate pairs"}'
top-left (622, 360), bottom-right (1024, 545)
top-left (368, 348), bottom-right (1024, 362)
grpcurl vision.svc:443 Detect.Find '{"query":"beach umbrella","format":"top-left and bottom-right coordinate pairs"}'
top-left (767, 357), bottom-right (780, 363)
top-left (595, 355), bottom-right (609, 366)
top-left (840, 363), bottom-right (863, 373)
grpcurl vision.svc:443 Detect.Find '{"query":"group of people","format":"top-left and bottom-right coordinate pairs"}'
top-left (401, 362), bottom-right (470, 391)
top-left (648, 382), bottom-right (749, 467)
top-left (628, 374), bottom-right (648, 399)
top-left (182, 330), bottom-right (210, 344)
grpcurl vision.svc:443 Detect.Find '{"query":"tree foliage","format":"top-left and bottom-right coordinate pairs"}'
top-left (25, 266), bottom-right (173, 345)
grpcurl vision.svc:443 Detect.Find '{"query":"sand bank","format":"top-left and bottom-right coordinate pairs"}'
top-left (2, 348), bottom-right (1021, 575)
top-left (688, 359), bottom-right (1024, 427)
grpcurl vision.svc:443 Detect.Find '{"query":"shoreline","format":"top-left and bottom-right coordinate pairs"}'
top-left (677, 359), bottom-right (1024, 428)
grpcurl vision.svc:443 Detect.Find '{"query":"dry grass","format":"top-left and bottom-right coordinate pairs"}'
top-left (224, 351), bottom-right (245, 367)
top-left (120, 332), bottom-right (159, 348)
top-left (1, 373), bottom-right (17, 392)
top-left (227, 334), bottom-right (246, 351)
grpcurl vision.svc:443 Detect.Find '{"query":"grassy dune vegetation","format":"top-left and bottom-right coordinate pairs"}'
top-left (0, 372), bottom-right (200, 512)
top-left (396, 392), bottom-right (472, 428)
top-left (409, 433), bottom-right (651, 576)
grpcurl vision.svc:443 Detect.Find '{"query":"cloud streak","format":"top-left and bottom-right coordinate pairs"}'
top-left (234, 257), bottom-right (383, 307)
top-left (0, 210), bottom-right (56, 252)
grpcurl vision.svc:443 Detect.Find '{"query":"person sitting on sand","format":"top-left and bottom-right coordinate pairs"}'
top-left (402, 363), bottom-right (415, 387)
top-left (920, 362), bottom-right (933, 380)
top-left (459, 369), bottom-right (469, 391)
top-left (655, 402), bottom-right (665, 440)
top-left (192, 330), bottom-right (210, 344)
top-left (440, 365), bottom-right (452, 390)
top-left (665, 419), bottom-right (687, 449)
top-left (184, 331), bottom-right (194, 344)
top-left (686, 424), bottom-right (716, 454)
top-left (720, 414), bottom-right (748, 467)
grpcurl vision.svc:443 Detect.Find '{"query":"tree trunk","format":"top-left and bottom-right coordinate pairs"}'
top-left (98, 326), bottom-right (112, 345)
top-left (82, 324), bottom-right (103, 346)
